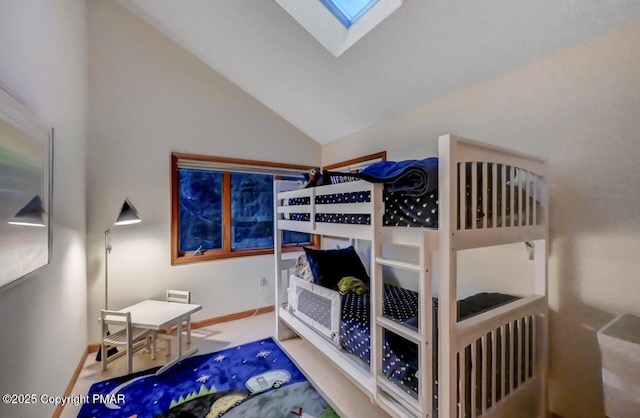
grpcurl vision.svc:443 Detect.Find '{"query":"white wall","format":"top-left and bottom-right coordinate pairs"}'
top-left (0, 1), bottom-right (88, 417)
top-left (323, 21), bottom-right (640, 418)
top-left (86, 0), bottom-right (320, 342)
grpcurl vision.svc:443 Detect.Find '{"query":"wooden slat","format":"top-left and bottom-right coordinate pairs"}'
top-left (278, 220), bottom-right (313, 234)
top-left (314, 222), bottom-right (373, 241)
top-left (501, 164), bottom-right (507, 228)
top-left (277, 204), bottom-right (312, 214)
top-left (482, 162), bottom-right (488, 230)
top-left (518, 170), bottom-right (527, 226)
top-left (533, 174), bottom-right (538, 226)
top-left (460, 163), bottom-right (467, 230)
top-left (315, 202), bottom-right (372, 214)
top-left (492, 163), bottom-right (498, 229)
top-left (449, 225), bottom-right (548, 252)
top-left (471, 162), bottom-right (478, 230)
top-left (377, 392), bottom-right (420, 418)
top-left (460, 350), bottom-right (466, 418)
top-left (471, 341), bottom-right (477, 418)
top-left (375, 257), bottom-right (421, 272)
top-left (376, 316), bottom-right (421, 345)
top-left (515, 318), bottom-right (524, 387)
top-left (525, 316), bottom-right (531, 379)
top-left (509, 321), bottom-right (515, 393)
top-left (532, 316), bottom-right (537, 374)
top-left (491, 329), bottom-right (497, 408)
top-left (510, 166), bottom-right (515, 228)
top-left (500, 324), bottom-right (506, 399)
top-left (482, 334), bottom-right (488, 414)
top-left (277, 187), bottom-right (313, 200)
top-left (522, 171), bottom-right (528, 227)
top-left (376, 377), bottom-right (422, 417)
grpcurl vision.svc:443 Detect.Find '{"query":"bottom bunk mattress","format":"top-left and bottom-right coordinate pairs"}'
top-left (340, 284), bottom-right (519, 399)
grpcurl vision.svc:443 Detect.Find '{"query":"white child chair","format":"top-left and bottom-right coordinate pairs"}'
top-left (101, 309), bottom-right (156, 374)
top-left (166, 289), bottom-right (192, 345)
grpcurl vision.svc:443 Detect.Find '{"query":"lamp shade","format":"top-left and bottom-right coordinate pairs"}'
top-left (8, 196), bottom-right (46, 227)
top-left (114, 199), bottom-right (141, 226)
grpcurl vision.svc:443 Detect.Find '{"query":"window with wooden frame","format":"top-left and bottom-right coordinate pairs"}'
top-left (171, 153), bottom-right (320, 265)
top-left (323, 151), bottom-right (387, 172)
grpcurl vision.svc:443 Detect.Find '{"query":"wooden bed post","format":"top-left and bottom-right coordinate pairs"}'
top-left (274, 180), bottom-right (285, 341)
top-left (419, 232), bottom-right (436, 417)
top-left (534, 238), bottom-right (549, 417)
top-left (371, 182), bottom-right (384, 403)
top-left (438, 134), bottom-right (459, 418)
top-left (274, 180), bottom-right (296, 342)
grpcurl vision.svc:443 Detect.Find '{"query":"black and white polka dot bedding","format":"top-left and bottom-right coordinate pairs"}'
top-left (341, 284), bottom-right (420, 395)
top-left (339, 285), bottom-right (521, 399)
top-left (384, 191), bottom-right (439, 227)
top-left (281, 189), bottom-right (438, 228)
top-left (282, 191), bottom-right (372, 225)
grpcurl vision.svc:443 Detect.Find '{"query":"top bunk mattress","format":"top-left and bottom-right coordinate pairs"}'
top-left (281, 159), bottom-right (538, 229)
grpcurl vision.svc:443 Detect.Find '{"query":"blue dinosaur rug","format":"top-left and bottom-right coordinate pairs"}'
top-left (79, 338), bottom-right (339, 418)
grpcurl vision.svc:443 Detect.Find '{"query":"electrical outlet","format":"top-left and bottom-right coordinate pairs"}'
top-left (259, 277), bottom-right (267, 287)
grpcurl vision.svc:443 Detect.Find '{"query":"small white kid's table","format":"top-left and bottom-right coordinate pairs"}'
top-left (113, 299), bottom-right (202, 374)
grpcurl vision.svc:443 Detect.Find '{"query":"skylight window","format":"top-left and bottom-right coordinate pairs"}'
top-left (319, 0), bottom-right (380, 28)
top-left (276, 0), bottom-right (403, 57)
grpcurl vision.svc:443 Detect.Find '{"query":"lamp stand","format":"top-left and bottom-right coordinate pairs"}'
top-left (96, 228), bottom-right (117, 361)
top-left (94, 198), bottom-right (142, 362)
top-left (105, 229), bottom-right (112, 310)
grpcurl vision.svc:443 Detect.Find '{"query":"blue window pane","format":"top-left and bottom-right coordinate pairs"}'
top-left (231, 173), bottom-right (275, 250)
top-left (283, 230), bottom-right (312, 245)
top-left (319, 0), bottom-right (379, 28)
top-left (178, 169), bottom-right (223, 252)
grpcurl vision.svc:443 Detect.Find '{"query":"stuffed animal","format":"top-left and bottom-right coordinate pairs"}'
top-left (294, 254), bottom-right (314, 283)
top-left (302, 167), bottom-right (323, 188)
top-left (337, 276), bottom-right (369, 295)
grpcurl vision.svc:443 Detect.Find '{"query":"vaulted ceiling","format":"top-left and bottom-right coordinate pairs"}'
top-left (117, 0), bottom-right (640, 144)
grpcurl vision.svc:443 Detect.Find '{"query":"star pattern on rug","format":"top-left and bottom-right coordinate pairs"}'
top-left (195, 374), bottom-right (211, 383)
top-left (256, 350), bottom-right (271, 358)
top-left (213, 354), bottom-right (227, 362)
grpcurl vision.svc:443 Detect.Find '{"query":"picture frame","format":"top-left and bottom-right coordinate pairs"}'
top-left (0, 84), bottom-right (52, 292)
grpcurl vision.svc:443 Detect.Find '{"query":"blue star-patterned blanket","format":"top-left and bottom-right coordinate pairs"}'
top-left (79, 338), bottom-right (337, 418)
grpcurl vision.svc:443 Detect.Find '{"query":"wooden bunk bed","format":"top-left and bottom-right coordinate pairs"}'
top-left (273, 134), bottom-right (549, 418)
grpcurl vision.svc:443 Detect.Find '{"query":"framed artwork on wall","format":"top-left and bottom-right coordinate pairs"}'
top-left (0, 84), bottom-right (52, 292)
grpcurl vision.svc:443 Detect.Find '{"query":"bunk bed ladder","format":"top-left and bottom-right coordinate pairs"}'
top-left (374, 231), bottom-right (435, 418)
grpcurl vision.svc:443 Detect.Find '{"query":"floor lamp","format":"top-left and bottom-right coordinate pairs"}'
top-left (96, 198), bottom-right (142, 361)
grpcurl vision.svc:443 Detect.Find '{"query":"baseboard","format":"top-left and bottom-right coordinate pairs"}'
top-left (52, 345), bottom-right (89, 418)
top-left (87, 305), bottom-right (275, 353)
top-left (193, 305), bottom-right (274, 329)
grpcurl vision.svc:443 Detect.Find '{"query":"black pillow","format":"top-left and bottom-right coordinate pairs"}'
top-left (303, 246), bottom-right (370, 290)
